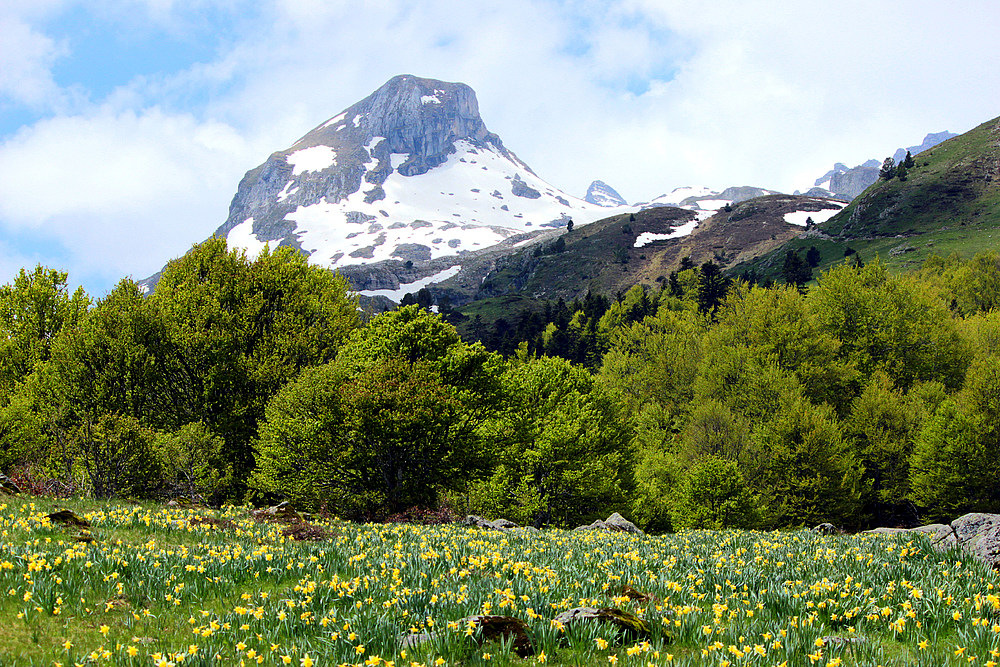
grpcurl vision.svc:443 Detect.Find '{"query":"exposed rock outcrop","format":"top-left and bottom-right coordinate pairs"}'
top-left (866, 513), bottom-right (1000, 566)
top-left (573, 512), bottom-right (644, 535)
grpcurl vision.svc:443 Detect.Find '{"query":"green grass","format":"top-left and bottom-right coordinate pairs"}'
top-left (1, 496), bottom-right (999, 665)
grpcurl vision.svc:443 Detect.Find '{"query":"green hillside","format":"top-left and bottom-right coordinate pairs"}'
top-left (450, 194), bottom-right (841, 308)
top-left (736, 115), bottom-right (1000, 281)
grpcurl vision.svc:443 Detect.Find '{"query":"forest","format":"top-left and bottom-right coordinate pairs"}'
top-left (2, 237), bottom-right (999, 533)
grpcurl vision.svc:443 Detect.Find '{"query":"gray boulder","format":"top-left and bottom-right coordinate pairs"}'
top-left (952, 513), bottom-right (1000, 566)
top-left (461, 515), bottom-right (516, 532)
top-left (511, 174), bottom-right (541, 199)
top-left (812, 523), bottom-right (838, 535)
top-left (866, 514), bottom-right (1000, 564)
top-left (574, 512), bottom-right (644, 535)
top-left (865, 523), bottom-right (956, 552)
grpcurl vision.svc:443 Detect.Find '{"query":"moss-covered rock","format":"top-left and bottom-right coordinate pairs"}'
top-left (551, 607), bottom-right (651, 642)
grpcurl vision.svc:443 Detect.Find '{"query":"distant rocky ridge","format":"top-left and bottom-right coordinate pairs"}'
top-left (584, 180), bottom-right (627, 207)
top-left (635, 185), bottom-right (781, 212)
top-left (801, 131), bottom-right (958, 200)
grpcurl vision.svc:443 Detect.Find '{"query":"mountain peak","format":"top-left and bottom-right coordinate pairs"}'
top-left (585, 180), bottom-right (627, 207)
top-left (290, 75), bottom-right (510, 178)
top-left (176, 74), bottom-right (625, 295)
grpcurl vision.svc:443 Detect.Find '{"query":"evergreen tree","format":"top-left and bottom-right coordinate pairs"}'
top-left (782, 250), bottom-right (812, 289)
top-left (806, 246), bottom-right (822, 268)
top-left (696, 260), bottom-right (729, 315)
top-left (879, 157), bottom-right (897, 180)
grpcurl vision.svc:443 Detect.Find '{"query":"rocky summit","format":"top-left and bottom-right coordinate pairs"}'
top-left (584, 180), bottom-right (627, 207)
top-left (212, 75), bottom-right (626, 275)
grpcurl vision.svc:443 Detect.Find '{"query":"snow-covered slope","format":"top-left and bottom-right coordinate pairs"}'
top-left (214, 75), bottom-right (629, 274)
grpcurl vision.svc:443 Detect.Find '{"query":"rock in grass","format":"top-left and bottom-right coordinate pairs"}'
top-left (251, 501), bottom-right (301, 524)
top-left (866, 523), bottom-right (959, 553)
top-left (456, 615), bottom-right (535, 657)
top-left (573, 512), bottom-right (644, 535)
top-left (46, 509), bottom-right (91, 528)
top-left (0, 473), bottom-right (21, 495)
top-left (951, 513), bottom-right (1000, 566)
top-left (460, 515), bottom-right (513, 532)
top-left (812, 523), bottom-right (838, 535)
top-left (552, 607), bottom-right (651, 641)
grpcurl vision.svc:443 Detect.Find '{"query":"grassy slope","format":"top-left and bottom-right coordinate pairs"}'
top-left (736, 116), bottom-right (1000, 281)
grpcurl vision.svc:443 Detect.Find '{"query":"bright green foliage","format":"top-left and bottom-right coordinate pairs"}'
top-left (692, 345), bottom-right (802, 424)
top-left (599, 306), bottom-right (704, 414)
top-left (149, 239), bottom-right (360, 486)
top-left (938, 251), bottom-right (1000, 315)
top-left (470, 355), bottom-right (631, 528)
top-left (711, 283), bottom-right (858, 414)
top-left (155, 421), bottom-right (230, 503)
top-left (811, 260), bottom-right (969, 392)
top-left (0, 265), bottom-right (89, 399)
top-left (254, 306), bottom-right (503, 517)
top-left (845, 372), bottom-right (924, 521)
top-left (677, 399), bottom-right (750, 467)
top-left (910, 355), bottom-right (1000, 519)
top-left (42, 280), bottom-right (167, 432)
top-left (629, 404), bottom-right (683, 532)
top-left (670, 455), bottom-right (758, 530)
top-left (751, 395), bottom-right (861, 528)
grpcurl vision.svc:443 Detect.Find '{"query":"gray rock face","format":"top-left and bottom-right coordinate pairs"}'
top-left (829, 166), bottom-right (880, 199)
top-left (807, 131), bottom-right (955, 202)
top-left (207, 74), bottom-right (527, 263)
top-left (511, 174), bottom-right (541, 199)
top-left (893, 131), bottom-right (958, 163)
top-left (951, 513), bottom-right (1000, 565)
top-left (585, 180), bottom-right (627, 207)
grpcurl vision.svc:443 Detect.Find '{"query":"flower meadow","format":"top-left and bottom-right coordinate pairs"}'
top-left (1, 498), bottom-right (999, 667)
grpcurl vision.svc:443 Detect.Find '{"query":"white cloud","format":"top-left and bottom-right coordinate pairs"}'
top-left (0, 17), bottom-right (67, 109)
top-left (0, 107), bottom-right (259, 286)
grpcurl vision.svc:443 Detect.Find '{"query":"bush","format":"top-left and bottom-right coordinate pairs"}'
top-left (670, 456), bottom-right (758, 530)
top-left (76, 413), bottom-right (161, 500)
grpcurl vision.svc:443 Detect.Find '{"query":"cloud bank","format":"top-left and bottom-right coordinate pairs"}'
top-left (0, 0), bottom-right (998, 294)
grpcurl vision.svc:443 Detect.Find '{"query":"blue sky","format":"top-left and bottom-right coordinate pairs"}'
top-left (1, 0), bottom-right (999, 296)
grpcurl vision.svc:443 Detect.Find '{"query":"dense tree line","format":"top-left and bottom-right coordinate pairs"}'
top-left (2, 242), bottom-right (1000, 531)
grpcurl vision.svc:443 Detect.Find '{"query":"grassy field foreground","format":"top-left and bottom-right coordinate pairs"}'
top-left (1, 497), bottom-right (999, 666)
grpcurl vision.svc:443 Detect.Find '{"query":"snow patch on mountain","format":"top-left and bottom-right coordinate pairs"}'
top-left (783, 204), bottom-right (845, 227)
top-left (694, 199), bottom-right (730, 210)
top-left (633, 217), bottom-right (700, 248)
top-left (287, 146), bottom-right (338, 175)
top-left (273, 140), bottom-right (626, 267)
top-left (357, 265), bottom-right (461, 300)
top-left (227, 218), bottom-right (269, 261)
